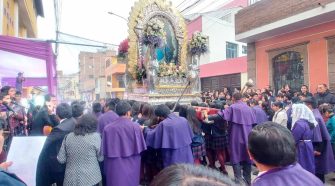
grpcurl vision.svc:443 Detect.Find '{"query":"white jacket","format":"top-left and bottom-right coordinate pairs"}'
top-left (272, 109), bottom-right (288, 127)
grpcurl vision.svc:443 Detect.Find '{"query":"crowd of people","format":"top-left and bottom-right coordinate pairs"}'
top-left (0, 83), bottom-right (334, 185)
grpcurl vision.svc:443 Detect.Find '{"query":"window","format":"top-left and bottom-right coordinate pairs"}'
top-left (88, 75), bottom-right (94, 79)
top-left (242, 46), bottom-right (247, 54)
top-left (117, 75), bottom-right (125, 88)
top-left (273, 51), bottom-right (304, 93)
top-left (106, 59), bottom-right (111, 67)
top-left (226, 42), bottom-right (238, 59)
top-left (107, 76), bottom-right (112, 87)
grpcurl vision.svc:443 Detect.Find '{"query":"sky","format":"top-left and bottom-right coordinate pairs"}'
top-left (37, 0), bottom-right (231, 74)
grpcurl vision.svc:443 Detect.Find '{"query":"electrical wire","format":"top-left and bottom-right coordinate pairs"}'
top-left (58, 31), bottom-right (118, 46)
top-left (181, 0), bottom-right (202, 13)
top-left (177, 0), bottom-right (189, 8)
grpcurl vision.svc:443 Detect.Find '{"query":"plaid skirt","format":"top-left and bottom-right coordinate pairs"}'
top-left (192, 143), bottom-right (206, 159)
top-left (204, 135), bottom-right (227, 150)
top-left (212, 136), bottom-right (228, 150)
top-left (204, 134), bottom-right (212, 149)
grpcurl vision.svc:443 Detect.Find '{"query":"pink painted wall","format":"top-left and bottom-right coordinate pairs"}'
top-left (200, 56), bottom-right (247, 78)
top-left (220, 0), bottom-right (248, 9)
top-left (255, 20), bottom-right (335, 93)
top-left (187, 16), bottom-right (202, 39)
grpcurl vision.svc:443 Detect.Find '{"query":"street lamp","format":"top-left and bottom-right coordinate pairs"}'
top-left (108, 11), bottom-right (128, 23)
top-left (107, 11), bottom-right (129, 97)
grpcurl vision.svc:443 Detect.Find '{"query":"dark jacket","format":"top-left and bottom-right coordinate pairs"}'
top-left (301, 92), bottom-right (313, 98)
top-left (31, 106), bottom-right (59, 136)
top-left (204, 113), bottom-right (228, 138)
top-left (36, 117), bottom-right (76, 186)
top-left (0, 168), bottom-right (26, 186)
top-left (315, 91), bottom-right (335, 105)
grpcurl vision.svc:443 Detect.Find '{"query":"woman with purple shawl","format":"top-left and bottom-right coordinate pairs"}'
top-left (102, 101), bottom-right (146, 186)
top-left (291, 104), bottom-right (318, 174)
top-left (143, 104), bottom-right (194, 168)
top-left (249, 122), bottom-right (323, 186)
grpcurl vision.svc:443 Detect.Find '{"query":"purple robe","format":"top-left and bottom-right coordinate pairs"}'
top-left (252, 105), bottom-right (268, 124)
top-left (102, 117), bottom-right (146, 186)
top-left (144, 113), bottom-right (194, 168)
top-left (291, 119), bottom-right (315, 174)
top-left (224, 101), bottom-right (256, 164)
top-left (313, 109), bottom-right (335, 174)
top-left (0, 105), bottom-right (7, 112)
top-left (252, 163), bottom-right (323, 186)
top-left (97, 111), bottom-right (119, 134)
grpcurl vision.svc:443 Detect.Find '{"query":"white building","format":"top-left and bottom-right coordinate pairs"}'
top-left (186, 0), bottom-right (249, 91)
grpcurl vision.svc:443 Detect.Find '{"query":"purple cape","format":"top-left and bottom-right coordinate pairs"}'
top-left (252, 163), bottom-right (323, 186)
top-left (291, 119), bottom-right (315, 174)
top-left (224, 101), bottom-right (256, 125)
top-left (145, 114), bottom-right (194, 167)
top-left (97, 111), bottom-right (119, 134)
top-left (313, 109), bottom-right (335, 174)
top-left (224, 101), bottom-right (256, 164)
top-left (102, 117), bottom-right (146, 186)
top-left (252, 105), bottom-right (268, 124)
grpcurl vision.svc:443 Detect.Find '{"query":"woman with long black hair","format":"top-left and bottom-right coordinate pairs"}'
top-left (185, 106), bottom-right (206, 165)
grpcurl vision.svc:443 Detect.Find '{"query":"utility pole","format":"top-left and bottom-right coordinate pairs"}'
top-left (54, 0), bottom-right (60, 97)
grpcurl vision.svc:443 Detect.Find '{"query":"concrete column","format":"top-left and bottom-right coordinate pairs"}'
top-left (0, 0), bottom-right (3, 35)
top-left (247, 42), bottom-right (257, 87)
top-left (14, 1), bottom-right (18, 37)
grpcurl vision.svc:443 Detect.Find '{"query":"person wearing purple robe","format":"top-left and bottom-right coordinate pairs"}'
top-left (304, 98), bottom-right (335, 182)
top-left (102, 101), bottom-right (146, 186)
top-left (291, 104), bottom-right (318, 174)
top-left (223, 93), bottom-right (256, 185)
top-left (97, 100), bottom-right (119, 134)
top-left (249, 122), bottom-right (323, 186)
top-left (248, 99), bottom-right (268, 125)
top-left (143, 104), bottom-right (194, 168)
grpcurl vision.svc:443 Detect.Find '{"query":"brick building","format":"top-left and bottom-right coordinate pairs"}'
top-left (235, 0), bottom-right (335, 93)
top-left (57, 71), bottom-right (80, 101)
top-left (79, 50), bottom-right (116, 101)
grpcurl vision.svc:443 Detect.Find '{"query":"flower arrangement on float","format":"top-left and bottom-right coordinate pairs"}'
top-left (118, 39), bottom-right (129, 58)
top-left (189, 32), bottom-right (208, 56)
top-left (158, 63), bottom-right (186, 78)
top-left (142, 18), bottom-right (165, 48)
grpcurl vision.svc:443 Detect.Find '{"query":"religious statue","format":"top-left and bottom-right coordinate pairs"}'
top-left (147, 58), bottom-right (159, 93)
top-left (126, 0), bottom-right (203, 105)
top-left (189, 57), bottom-right (200, 93)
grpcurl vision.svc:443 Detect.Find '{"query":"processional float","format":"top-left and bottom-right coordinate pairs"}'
top-left (124, 0), bottom-right (208, 105)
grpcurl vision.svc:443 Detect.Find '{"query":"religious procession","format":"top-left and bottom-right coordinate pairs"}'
top-left (1, 0), bottom-right (335, 186)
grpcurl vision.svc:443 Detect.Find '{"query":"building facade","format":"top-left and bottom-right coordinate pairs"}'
top-left (57, 71), bottom-right (80, 101)
top-left (235, 0), bottom-right (335, 93)
top-left (105, 55), bottom-right (126, 99)
top-left (79, 50), bottom-right (116, 101)
top-left (186, 0), bottom-right (249, 92)
top-left (0, 0), bottom-right (44, 37)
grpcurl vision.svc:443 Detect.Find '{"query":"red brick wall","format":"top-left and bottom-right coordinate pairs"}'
top-left (235, 0), bottom-right (335, 34)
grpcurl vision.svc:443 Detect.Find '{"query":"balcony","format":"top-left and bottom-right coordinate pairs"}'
top-left (111, 63), bottom-right (126, 74)
top-left (17, 0), bottom-right (41, 37)
top-left (235, 0), bottom-right (335, 43)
